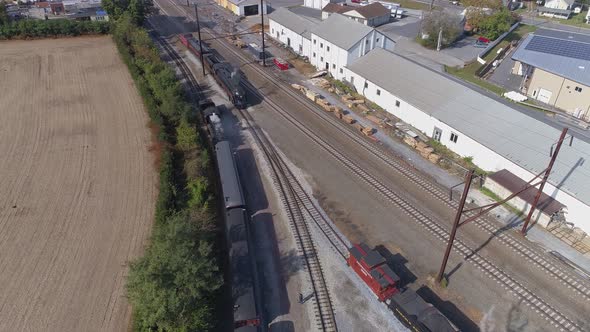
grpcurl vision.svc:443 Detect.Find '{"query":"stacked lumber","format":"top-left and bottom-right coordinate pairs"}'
top-left (428, 153), bottom-right (441, 164)
top-left (334, 108), bottom-right (344, 119)
top-left (343, 115), bottom-right (356, 124)
top-left (356, 104), bottom-right (370, 113)
top-left (362, 127), bottom-right (375, 136)
top-left (403, 136), bottom-right (417, 148)
top-left (306, 90), bottom-right (319, 102)
top-left (366, 115), bottom-right (383, 126)
top-left (291, 83), bottom-right (305, 92)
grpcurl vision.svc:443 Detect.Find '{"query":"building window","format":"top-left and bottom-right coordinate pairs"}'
top-left (351, 76), bottom-right (355, 84)
top-left (313, 52), bottom-right (316, 57)
top-left (575, 86), bottom-right (583, 92)
top-left (332, 64), bottom-right (336, 69)
top-left (272, 28), bottom-right (274, 34)
top-left (320, 42), bottom-right (323, 48)
top-left (281, 29), bottom-right (284, 35)
top-left (313, 39), bottom-right (316, 44)
top-left (433, 127), bottom-right (442, 141)
top-left (376, 89), bottom-right (381, 96)
top-left (364, 82), bottom-right (368, 88)
top-left (395, 100), bottom-right (400, 107)
top-left (320, 56), bottom-right (323, 62)
top-left (339, 68), bottom-right (343, 74)
top-left (376, 38), bottom-right (380, 43)
top-left (365, 39), bottom-right (369, 44)
top-left (450, 132), bottom-right (459, 143)
top-left (327, 46), bottom-right (330, 51)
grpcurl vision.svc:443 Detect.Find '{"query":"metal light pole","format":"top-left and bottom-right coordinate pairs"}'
top-left (436, 169), bottom-right (475, 284)
top-left (260, 0), bottom-right (266, 66)
top-left (194, 3), bottom-right (206, 76)
top-left (521, 127), bottom-right (569, 235)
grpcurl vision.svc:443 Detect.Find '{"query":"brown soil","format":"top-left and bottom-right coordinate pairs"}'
top-left (0, 37), bottom-right (157, 331)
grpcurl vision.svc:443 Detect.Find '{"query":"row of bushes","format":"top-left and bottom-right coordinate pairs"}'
top-left (111, 15), bottom-right (223, 331)
top-left (0, 19), bottom-right (110, 39)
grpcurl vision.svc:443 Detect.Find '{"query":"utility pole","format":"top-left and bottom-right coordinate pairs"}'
top-left (194, 3), bottom-right (206, 76)
top-left (436, 170), bottom-right (475, 284)
top-left (521, 127), bottom-right (569, 235)
top-left (260, 0), bottom-right (266, 66)
top-left (186, 0), bottom-right (189, 6)
top-left (435, 128), bottom-right (571, 285)
top-left (436, 27), bottom-right (443, 51)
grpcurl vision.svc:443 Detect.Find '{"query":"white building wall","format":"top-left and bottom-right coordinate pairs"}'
top-left (310, 30), bottom-right (393, 79)
top-left (269, 19), bottom-right (310, 57)
top-left (343, 67), bottom-right (590, 233)
top-left (544, 0), bottom-right (569, 9)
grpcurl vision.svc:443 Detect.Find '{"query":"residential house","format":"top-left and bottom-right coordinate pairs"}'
top-left (538, 0), bottom-right (577, 19)
top-left (215, 0), bottom-right (267, 16)
top-left (511, 29), bottom-right (590, 120)
top-left (321, 2), bottom-right (351, 19)
top-left (341, 47), bottom-right (590, 234)
top-left (268, 7), bottom-right (321, 57)
top-left (304, 0), bottom-right (344, 11)
top-left (340, 3), bottom-right (391, 27)
top-left (309, 14), bottom-right (394, 78)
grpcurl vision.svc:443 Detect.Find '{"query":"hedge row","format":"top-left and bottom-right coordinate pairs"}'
top-left (111, 15), bottom-right (222, 331)
top-left (0, 19), bottom-right (110, 39)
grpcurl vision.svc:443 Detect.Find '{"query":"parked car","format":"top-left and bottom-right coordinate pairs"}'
top-left (474, 36), bottom-right (490, 48)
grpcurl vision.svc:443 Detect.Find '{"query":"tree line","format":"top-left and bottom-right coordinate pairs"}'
top-left (109, 7), bottom-right (224, 332)
top-left (0, 1), bottom-right (110, 39)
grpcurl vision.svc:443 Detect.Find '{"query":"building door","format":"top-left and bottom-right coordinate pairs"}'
top-left (299, 45), bottom-right (303, 53)
top-left (243, 4), bottom-right (259, 16)
top-left (287, 38), bottom-right (291, 47)
top-left (325, 62), bottom-right (329, 70)
top-left (537, 88), bottom-right (552, 104)
top-left (433, 127), bottom-right (442, 141)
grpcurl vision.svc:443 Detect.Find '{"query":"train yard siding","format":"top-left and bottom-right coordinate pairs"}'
top-left (0, 37), bottom-right (158, 331)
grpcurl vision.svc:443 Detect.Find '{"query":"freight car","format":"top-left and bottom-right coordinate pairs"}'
top-left (203, 53), bottom-right (247, 109)
top-left (215, 141), bottom-right (245, 210)
top-left (348, 243), bottom-right (458, 332)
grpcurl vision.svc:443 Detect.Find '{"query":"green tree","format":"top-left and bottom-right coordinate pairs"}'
top-left (126, 212), bottom-right (222, 332)
top-left (176, 119), bottom-right (198, 151)
top-left (420, 10), bottom-right (463, 49)
top-left (479, 9), bottom-right (517, 40)
top-left (0, 1), bottom-right (9, 26)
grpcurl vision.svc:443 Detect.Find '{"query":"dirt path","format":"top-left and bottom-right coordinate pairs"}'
top-left (0, 37), bottom-right (157, 332)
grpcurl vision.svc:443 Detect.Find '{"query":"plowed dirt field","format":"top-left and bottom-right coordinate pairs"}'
top-left (0, 37), bottom-right (157, 331)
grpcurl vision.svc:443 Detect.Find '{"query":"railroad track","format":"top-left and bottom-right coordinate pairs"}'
top-left (151, 2), bottom-right (586, 329)
top-left (150, 26), bottom-right (344, 331)
top-left (188, 18), bottom-right (590, 303)
top-left (238, 107), bottom-right (341, 332)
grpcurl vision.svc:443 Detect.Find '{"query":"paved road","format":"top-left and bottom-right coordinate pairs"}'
top-left (521, 17), bottom-right (590, 35)
top-left (152, 0), bottom-right (590, 330)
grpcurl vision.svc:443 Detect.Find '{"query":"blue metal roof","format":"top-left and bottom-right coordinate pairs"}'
top-left (512, 29), bottom-right (590, 87)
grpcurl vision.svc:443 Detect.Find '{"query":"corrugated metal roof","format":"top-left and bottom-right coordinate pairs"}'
top-left (487, 169), bottom-right (565, 215)
top-left (512, 31), bottom-right (590, 87)
top-left (311, 13), bottom-right (374, 50)
top-left (345, 48), bottom-right (590, 206)
top-left (268, 7), bottom-right (320, 39)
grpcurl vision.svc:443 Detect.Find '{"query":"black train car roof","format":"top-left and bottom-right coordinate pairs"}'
top-left (215, 141), bottom-right (245, 209)
top-left (392, 288), bottom-right (456, 332)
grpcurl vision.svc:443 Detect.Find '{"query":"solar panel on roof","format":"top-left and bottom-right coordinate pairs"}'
top-left (525, 36), bottom-right (590, 61)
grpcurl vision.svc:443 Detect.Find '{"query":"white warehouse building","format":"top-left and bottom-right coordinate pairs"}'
top-left (343, 48), bottom-right (590, 234)
top-left (268, 10), bottom-right (394, 77)
top-left (310, 14), bottom-right (394, 78)
top-left (268, 7), bottom-right (321, 57)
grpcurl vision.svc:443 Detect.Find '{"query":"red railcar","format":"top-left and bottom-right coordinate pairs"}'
top-left (347, 243), bottom-right (400, 301)
top-left (179, 33), bottom-right (211, 58)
